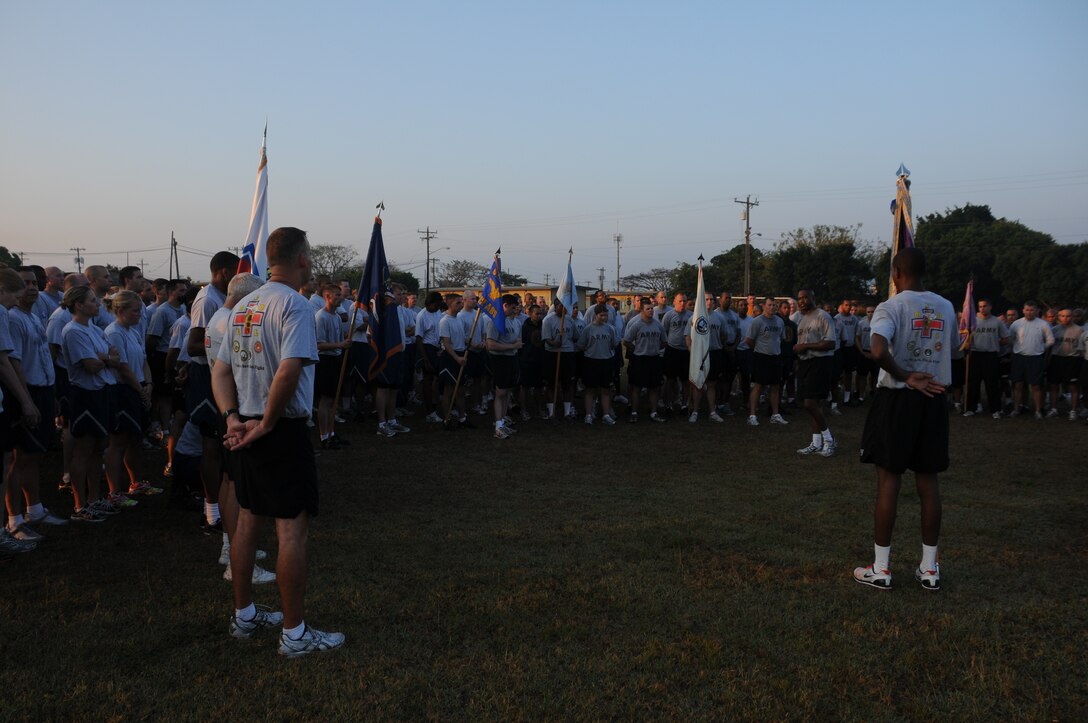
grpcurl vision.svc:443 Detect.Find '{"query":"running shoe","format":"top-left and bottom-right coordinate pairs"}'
top-left (89, 498), bottom-right (122, 516)
top-left (376, 423), bottom-right (396, 438)
top-left (820, 440), bottom-right (837, 457)
top-left (613, 394), bottom-right (629, 405)
top-left (601, 414), bottom-right (616, 426)
top-left (386, 421), bottom-right (411, 433)
top-left (709, 412), bottom-right (724, 423)
top-left (26, 507), bottom-right (69, 526)
top-left (70, 507), bottom-right (106, 523)
top-left (853, 564), bottom-right (892, 590)
top-left (915, 565), bottom-right (940, 591)
top-left (230, 605), bottom-right (284, 639)
top-left (649, 413), bottom-right (666, 423)
top-left (223, 564), bottom-right (276, 585)
top-left (278, 626), bottom-right (346, 658)
top-left (584, 414), bottom-right (594, 425)
top-left (494, 426), bottom-right (511, 440)
top-left (7, 524), bottom-right (43, 542)
top-left (0, 528), bottom-right (37, 552)
top-left (107, 492), bottom-right (138, 509)
top-left (629, 413), bottom-right (639, 424)
top-left (769, 414), bottom-right (788, 425)
top-left (747, 415), bottom-right (759, 426)
top-left (797, 443), bottom-right (823, 455)
top-left (425, 412), bottom-right (442, 423)
top-left (128, 481), bottom-right (164, 496)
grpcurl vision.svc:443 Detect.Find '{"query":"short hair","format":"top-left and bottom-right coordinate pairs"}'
top-left (501, 293), bottom-right (519, 306)
top-left (892, 247), bottom-right (926, 278)
top-left (424, 291), bottom-right (442, 306)
top-left (444, 293), bottom-right (460, 304)
top-left (390, 282), bottom-right (407, 293)
top-left (0, 268), bottom-right (26, 294)
top-left (119, 266), bottom-right (142, 286)
top-left (1023, 300), bottom-right (1039, 310)
top-left (322, 282), bottom-right (341, 296)
top-left (112, 289), bottom-right (143, 313)
top-left (640, 297), bottom-right (652, 309)
top-left (152, 277), bottom-right (169, 290)
top-left (226, 272), bottom-right (264, 303)
top-left (527, 304), bottom-right (541, 314)
top-left (593, 303), bottom-right (609, 316)
top-left (182, 285), bottom-right (202, 310)
top-left (210, 251), bottom-right (241, 274)
top-left (63, 273), bottom-right (87, 290)
top-left (62, 285), bottom-right (93, 310)
top-left (266, 227), bottom-right (308, 267)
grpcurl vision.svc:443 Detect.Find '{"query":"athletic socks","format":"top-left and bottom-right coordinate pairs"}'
top-left (821, 428), bottom-right (833, 444)
top-left (205, 502), bottom-right (220, 525)
top-left (283, 621), bottom-right (305, 640)
top-left (563, 402), bottom-right (572, 416)
top-left (921, 544), bottom-right (938, 571)
top-left (235, 603), bottom-right (256, 622)
top-left (8, 514), bottom-right (25, 530)
top-left (811, 433), bottom-right (822, 448)
top-left (874, 544), bottom-right (891, 572)
top-left (27, 503), bottom-right (44, 519)
top-left (843, 391), bottom-right (851, 403)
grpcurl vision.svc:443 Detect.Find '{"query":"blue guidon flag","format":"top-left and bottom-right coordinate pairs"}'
top-left (478, 250), bottom-right (506, 334)
top-left (358, 214), bottom-right (404, 379)
top-left (889, 163), bottom-right (914, 297)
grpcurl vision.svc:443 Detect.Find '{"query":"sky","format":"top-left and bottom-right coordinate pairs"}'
top-left (2, 0), bottom-right (1086, 286)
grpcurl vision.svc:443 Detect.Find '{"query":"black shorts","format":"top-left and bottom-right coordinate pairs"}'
top-left (111, 384), bottom-right (147, 436)
top-left (1009, 354), bottom-right (1045, 386)
top-left (316, 355), bottom-right (342, 398)
top-left (399, 344), bottom-right (417, 392)
top-left (10, 385), bottom-right (56, 453)
top-left (840, 345), bottom-right (859, 372)
top-left (185, 363), bottom-right (219, 437)
top-left (831, 349), bottom-right (843, 381)
top-left (55, 366), bottom-right (72, 423)
top-left (148, 350), bottom-right (169, 395)
top-left (998, 354), bottom-right (1012, 380)
top-left (233, 417), bottom-right (318, 519)
top-left (581, 356), bottom-right (613, 388)
top-left (465, 349), bottom-right (486, 379)
top-left (951, 357), bottom-right (966, 387)
top-left (861, 388), bottom-right (949, 474)
top-left (751, 352), bottom-right (782, 385)
top-left (664, 346), bottom-right (690, 380)
top-left (438, 350), bottom-right (466, 388)
top-left (347, 341), bottom-right (371, 383)
top-left (489, 353), bottom-right (519, 390)
top-left (797, 356), bottom-right (833, 400)
top-left (519, 352), bottom-right (544, 388)
top-left (69, 385), bottom-right (113, 439)
top-left (780, 355), bottom-right (795, 381)
top-left (420, 344), bottom-right (441, 374)
top-left (720, 349), bottom-right (738, 384)
top-left (856, 352), bottom-right (875, 378)
top-left (543, 351), bottom-right (577, 386)
top-left (628, 354), bottom-right (663, 390)
top-left (373, 350), bottom-right (404, 389)
top-left (705, 349), bottom-right (724, 381)
top-left (1048, 355), bottom-right (1080, 384)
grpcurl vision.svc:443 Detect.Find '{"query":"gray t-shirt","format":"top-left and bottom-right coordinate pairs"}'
top-left (484, 315), bottom-right (521, 357)
top-left (578, 321), bottom-right (618, 360)
top-left (856, 317), bottom-right (873, 352)
top-left (315, 308), bottom-right (344, 357)
top-left (189, 283), bottom-right (226, 366)
top-left (1009, 317), bottom-right (1054, 356)
top-left (747, 314), bottom-right (786, 356)
top-left (796, 309), bottom-right (836, 359)
top-left (716, 308), bottom-right (741, 347)
top-left (624, 316), bottom-right (665, 357)
top-left (415, 308), bottom-right (442, 347)
top-left (836, 313), bottom-right (858, 347)
top-left (661, 308), bottom-right (692, 350)
top-left (148, 302), bottom-right (185, 353)
top-left (439, 313), bottom-right (467, 353)
top-left (47, 306), bottom-right (73, 371)
top-left (215, 281), bottom-right (318, 419)
top-left (206, 305), bottom-right (233, 367)
top-left (62, 319), bottom-right (117, 390)
top-left (870, 290), bottom-right (956, 390)
top-left (105, 321), bottom-right (146, 384)
top-left (10, 307), bottom-right (54, 386)
top-left (542, 312), bottom-right (578, 352)
top-left (970, 314), bottom-right (1008, 353)
top-left (1052, 323), bottom-right (1082, 358)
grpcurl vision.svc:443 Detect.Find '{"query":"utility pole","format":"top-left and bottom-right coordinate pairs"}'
top-left (139, 258), bottom-right (146, 274)
top-left (598, 267), bottom-right (606, 292)
top-left (543, 273), bottom-right (551, 286)
top-left (734, 195), bottom-right (759, 296)
top-left (418, 226), bottom-right (438, 293)
top-left (71, 247), bottom-right (85, 273)
top-left (614, 233), bottom-right (623, 289)
top-left (169, 231), bottom-right (181, 279)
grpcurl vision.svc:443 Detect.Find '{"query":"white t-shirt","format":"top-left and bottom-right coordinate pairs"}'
top-left (870, 290), bottom-right (956, 390)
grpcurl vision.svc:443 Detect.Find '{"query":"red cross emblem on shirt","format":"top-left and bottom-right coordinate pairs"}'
top-left (233, 301), bottom-right (266, 337)
top-left (911, 309), bottom-right (944, 338)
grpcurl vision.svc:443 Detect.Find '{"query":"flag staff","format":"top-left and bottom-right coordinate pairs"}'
top-left (333, 201), bottom-right (384, 405)
top-left (443, 248), bottom-right (500, 426)
top-left (551, 247), bottom-right (573, 418)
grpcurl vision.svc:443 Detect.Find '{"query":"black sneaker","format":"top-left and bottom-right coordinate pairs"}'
top-left (330, 434), bottom-right (351, 447)
top-left (458, 417), bottom-right (475, 429)
top-left (201, 518), bottom-right (223, 535)
top-left (319, 437), bottom-right (340, 450)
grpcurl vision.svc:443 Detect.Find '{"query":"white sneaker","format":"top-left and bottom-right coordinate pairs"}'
top-left (494, 425), bottom-right (511, 440)
top-left (1045, 409), bottom-right (1059, 419)
top-left (829, 406), bottom-right (843, 416)
top-left (219, 547), bottom-right (268, 565)
top-left (797, 442), bottom-right (823, 455)
top-left (584, 414), bottom-right (594, 425)
top-left (26, 507), bottom-right (68, 526)
top-left (613, 394), bottom-right (629, 405)
top-left (230, 605), bottom-right (284, 639)
top-left (7, 524), bottom-right (43, 542)
top-left (688, 412), bottom-right (698, 423)
top-left (746, 415), bottom-right (759, 426)
top-left (1070, 411), bottom-right (1079, 421)
top-left (649, 412), bottom-right (666, 423)
top-left (992, 411), bottom-right (1002, 419)
top-left (769, 414), bottom-right (788, 425)
top-left (425, 412), bottom-right (442, 423)
top-left (915, 564), bottom-right (940, 591)
top-left (820, 440), bottom-right (837, 457)
top-left (853, 564), bottom-right (892, 590)
top-left (278, 626), bottom-right (346, 658)
top-left (962, 410), bottom-right (975, 417)
top-left (223, 564), bottom-right (277, 585)
top-left (709, 411), bottom-right (724, 423)
top-left (601, 414), bottom-right (616, 425)
top-left (387, 420), bottom-right (412, 433)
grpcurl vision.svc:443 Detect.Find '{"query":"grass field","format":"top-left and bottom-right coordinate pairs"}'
top-left (2, 400), bottom-right (1086, 721)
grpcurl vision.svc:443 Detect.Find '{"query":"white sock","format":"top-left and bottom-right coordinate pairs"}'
top-left (874, 544), bottom-right (891, 572)
top-left (283, 621), bottom-right (305, 640)
top-left (821, 428), bottom-right (833, 443)
top-left (8, 514), bottom-right (24, 529)
top-left (235, 603), bottom-right (256, 622)
top-left (27, 503), bottom-right (44, 518)
top-left (546, 403), bottom-right (554, 416)
top-left (921, 544), bottom-right (939, 571)
top-left (843, 391), bottom-right (851, 402)
top-left (495, 420), bottom-right (503, 430)
top-left (389, 417), bottom-right (398, 426)
top-left (205, 502), bottom-right (220, 525)
top-left (831, 401), bottom-right (839, 410)
top-left (320, 432), bottom-right (330, 441)
top-left (564, 402), bottom-right (572, 415)
top-left (811, 433), bottom-right (822, 447)
top-left (222, 533), bottom-right (229, 546)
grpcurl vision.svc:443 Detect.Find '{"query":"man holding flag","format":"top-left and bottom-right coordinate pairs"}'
top-left (685, 257), bottom-right (719, 422)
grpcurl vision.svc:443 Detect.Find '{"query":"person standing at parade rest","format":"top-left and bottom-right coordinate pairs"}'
top-left (438, 293), bottom-right (471, 427)
top-left (542, 298), bottom-right (578, 420)
top-left (46, 273), bottom-right (88, 496)
top-left (213, 226), bottom-right (344, 658)
top-left (394, 283), bottom-right (417, 415)
top-left (660, 293), bottom-right (691, 412)
top-left (836, 301), bottom-right (860, 406)
top-left (963, 298), bottom-right (1008, 419)
top-left (854, 248), bottom-right (955, 592)
top-left (5, 269), bottom-right (61, 544)
top-left (373, 288), bottom-right (408, 437)
top-left (578, 303), bottom-right (619, 425)
top-left (684, 292), bottom-right (725, 423)
top-left (84, 265), bottom-right (115, 330)
top-left (415, 291), bottom-right (444, 423)
top-left (518, 303), bottom-right (547, 420)
top-left (623, 297), bottom-right (667, 423)
top-left (1048, 309), bottom-right (1081, 420)
top-left (314, 283), bottom-right (351, 448)
top-left (793, 289), bottom-right (837, 457)
top-left (60, 285), bottom-right (122, 522)
top-left (1007, 300), bottom-right (1054, 419)
top-left (459, 290), bottom-right (487, 415)
top-left (39, 266), bottom-right (64, 316)
top-left (714, 292), bottom-right (741, 417)
top-left (854, 305), bottom-right (877, 403)
top-left (744, 296), bottom-right (789, 427)
top-left (778, 300), bottom-right (798, 407)
top-left (146, 279), bottom-right (189, 443)
top-left (485, 294), bottom-right (523, 439)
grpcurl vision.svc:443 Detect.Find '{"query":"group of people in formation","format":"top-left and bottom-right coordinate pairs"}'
top-left (2, 230), bottom-right (1083, 653)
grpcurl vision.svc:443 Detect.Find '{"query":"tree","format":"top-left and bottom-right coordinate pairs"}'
top-left (768, 226), bottom-right (875, 302)
top-left (620, 267), bottom-right (674, 292)
top-left (436, 259), bottom-right (488, 287)
top-left (309, 244), bottom-right (359, 279)
top-left (708, 245), bottom-right (769, 295)
top-left (500, 270), bottom-right (527, 287)
top-left (389, 267), bottom-right (420, 293)
top-left (0, 247), bottom-right (20, 267)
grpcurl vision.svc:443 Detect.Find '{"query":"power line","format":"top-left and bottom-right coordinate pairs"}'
top-left (418, 226), bottom-right (438, 293)
top-left (734, 195), bottom-right (759, 297)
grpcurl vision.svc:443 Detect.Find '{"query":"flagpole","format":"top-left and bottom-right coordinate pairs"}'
top-left (551, 247), bottom-right (573, 418)
top-left (333, 202), bottom-right (384, 406)
top-left (443, 306), bottom-right (483, 425)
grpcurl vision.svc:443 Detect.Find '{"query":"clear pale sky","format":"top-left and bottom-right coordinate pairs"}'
top-left (2, 0), bottom-right (1085, 285)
